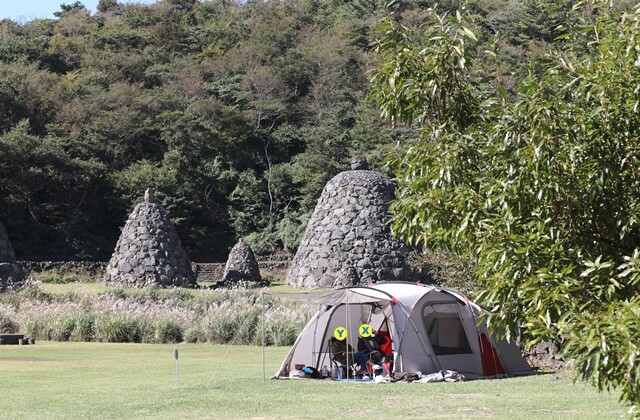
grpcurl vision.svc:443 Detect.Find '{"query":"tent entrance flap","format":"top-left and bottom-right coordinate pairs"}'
top-left (272, 295), bottom-right (396, 378)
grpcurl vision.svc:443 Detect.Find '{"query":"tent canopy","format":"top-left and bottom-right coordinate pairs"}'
top-left (270, 282), bottom-right (532, 380)
top-left (267, 287), bottom-right (395, 305)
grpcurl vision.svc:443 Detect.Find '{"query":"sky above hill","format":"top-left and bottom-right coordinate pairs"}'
top-left (1, 1), bottom-right (157, 23)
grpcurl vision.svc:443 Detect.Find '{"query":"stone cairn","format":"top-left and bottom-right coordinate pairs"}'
top-left (0, 221), bottom-right (25, 291)
top-left (287, 157), bottom-right (411, 288)
top-left (221, 239), bottom-right (267, 287)
top-left (104, 189), bottom-right (196, 288)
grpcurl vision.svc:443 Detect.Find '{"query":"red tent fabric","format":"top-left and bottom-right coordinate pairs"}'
top-left (376, 320), bottom-right (393, 356)
top-left (479, 333), bottom-right (505, 375)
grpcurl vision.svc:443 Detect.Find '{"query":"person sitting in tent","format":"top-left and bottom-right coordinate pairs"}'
top-left (358, 331), bottom-right (389, 374)
top-left (357, 330), bottom-right (388, 365)
top-left (375, 329), bottom-right (393, 375)
top-left (330, 337), bottom-right (369, 376)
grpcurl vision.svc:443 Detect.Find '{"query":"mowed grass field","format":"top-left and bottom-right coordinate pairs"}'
top-left (0, 341), bottom-right (627, 419)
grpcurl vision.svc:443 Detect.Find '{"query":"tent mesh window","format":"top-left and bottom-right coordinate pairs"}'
top-left (422, 303), bottom-right (472, 355)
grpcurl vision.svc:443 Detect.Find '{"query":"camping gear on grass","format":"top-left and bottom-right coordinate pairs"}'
top-left (271, 282), bottom-right (532, 379)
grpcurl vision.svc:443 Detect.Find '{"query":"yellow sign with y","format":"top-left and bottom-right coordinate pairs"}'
top-left (333, 327), bottom-right (347, 340)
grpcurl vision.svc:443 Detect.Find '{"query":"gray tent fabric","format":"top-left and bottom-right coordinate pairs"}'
top-left (267, 287), bottom-right (395, 305)
top-left (272, 282), bottom-right (532, 380)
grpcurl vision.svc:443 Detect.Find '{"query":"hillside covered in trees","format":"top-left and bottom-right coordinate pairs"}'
top-left (0, 0), bottom-right (626, 260)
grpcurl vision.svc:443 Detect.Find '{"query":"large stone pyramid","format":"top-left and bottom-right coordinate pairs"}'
top-left (104, 190), bottom-right (196, 288)
top-left (221, 239), bottom-right (264, 287)
top-left (0, 221), bottom-right (25, 290)
top-left (286, 157), bottom-right (410, 288)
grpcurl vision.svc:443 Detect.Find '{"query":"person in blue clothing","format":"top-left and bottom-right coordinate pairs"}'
top-left (357, 330), bottom-right (388, 365)
top-left (330, 337), bottom-right (369, 376)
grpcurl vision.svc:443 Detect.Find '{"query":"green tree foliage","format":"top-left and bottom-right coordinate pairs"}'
top-left (97, 0), bottom-right (119, 13)
top-left (0, 0), bottom-right (398, 260)
top-left (0, 121), bottom-right (111, 257)
top-left (370, 2), bottom-right (640, 410)
top-left (55, 2), bottom-right (88, 18)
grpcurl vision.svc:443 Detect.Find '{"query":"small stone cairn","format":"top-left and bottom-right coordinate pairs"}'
top-left (104, 189), bottom-right (196, 288)
top-left (0, 221), bottom-right (25, 291)
top-left (287, 156), bottom-right (410, 288)
top-left (221, 239), bottom-right (267, 287)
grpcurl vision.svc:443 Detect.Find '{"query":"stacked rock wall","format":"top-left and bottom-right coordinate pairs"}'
top-left (193, 263), bottom-right (225, 282)
top-left (286, 169), bottom-right (410, 288)
top-left (17, 255), bottom-right (292, 284)
top-left (193, 255), bottom-right (292, 283)
top-left (104, 192), bottom-right (196, 288)
top-left (0, 222), bottom-right (25, 290)
top-left (255, 254), bottom-right (292, 274)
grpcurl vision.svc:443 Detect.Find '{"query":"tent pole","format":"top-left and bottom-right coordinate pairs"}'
top-left (262, 291), bottom-right (266, 382)
top-left (346, 291), bottom-right (351, 383)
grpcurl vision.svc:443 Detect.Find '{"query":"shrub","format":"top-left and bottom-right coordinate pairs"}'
top-left (99, 288), bottom-right (127, 300)
top-left (24, 317), bottom-right (47, 340)
top-left (94, 315), bottom-right (141, 343)
top-left (183, 325), bottom-right (204, 343)
top-left (164, 288), bottom-right (193, 304)
top-left (56, 291), bottom-right (80, 303)
top-left (233, 308), bottom-right (260, 345)
top-left (0, 314), bottom-right (17, 333)
top-left (0, 292), bottom-right (23, 309)
top-left (19, 287), bottom-right (54, 303)
top-left (70, 312), bottom-right (95, 342)
top-left (38, 270), bottom-right (76, 284)
top-left (258, 306), bottom-right (309, 346)
top-left (275, 211), bottom-right (309, 253)
top-left (406, 250), bottom-right (479, 296)
top-left (154, 318), bottom-right (183, 344)
top-left (244, 230), bottom-right (279, 255)
top-left (140, 319), bottom-right (156, 344)
top-left (204, 310), bottom-right (240, 344)
top-left (202, 300), bottom-right (260, 344)
top-left (50, 315), bottom-right (76, 341)
top-left (130, 287), bottom-right (160, 303)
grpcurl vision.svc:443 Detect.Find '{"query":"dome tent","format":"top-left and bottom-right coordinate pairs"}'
top-left (271, 282), bottom-right (532, 380)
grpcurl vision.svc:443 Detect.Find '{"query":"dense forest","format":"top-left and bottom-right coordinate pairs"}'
top-left (0, 0), bottom-right (631, 260)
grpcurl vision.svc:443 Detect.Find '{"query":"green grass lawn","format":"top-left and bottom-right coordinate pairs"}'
top-left (39, 282), bottom-right (114, 296)
top-left (0, 341), bottom-right (626, 419)
top-left (37, 279), bottom-right (306, 296)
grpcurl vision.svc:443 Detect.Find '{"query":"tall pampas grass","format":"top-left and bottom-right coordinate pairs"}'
top-left (0, 286), bottom-right (316, 345)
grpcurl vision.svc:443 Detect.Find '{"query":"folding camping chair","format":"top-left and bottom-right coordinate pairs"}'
top-left (329, 338), bottom-right (358, 379)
